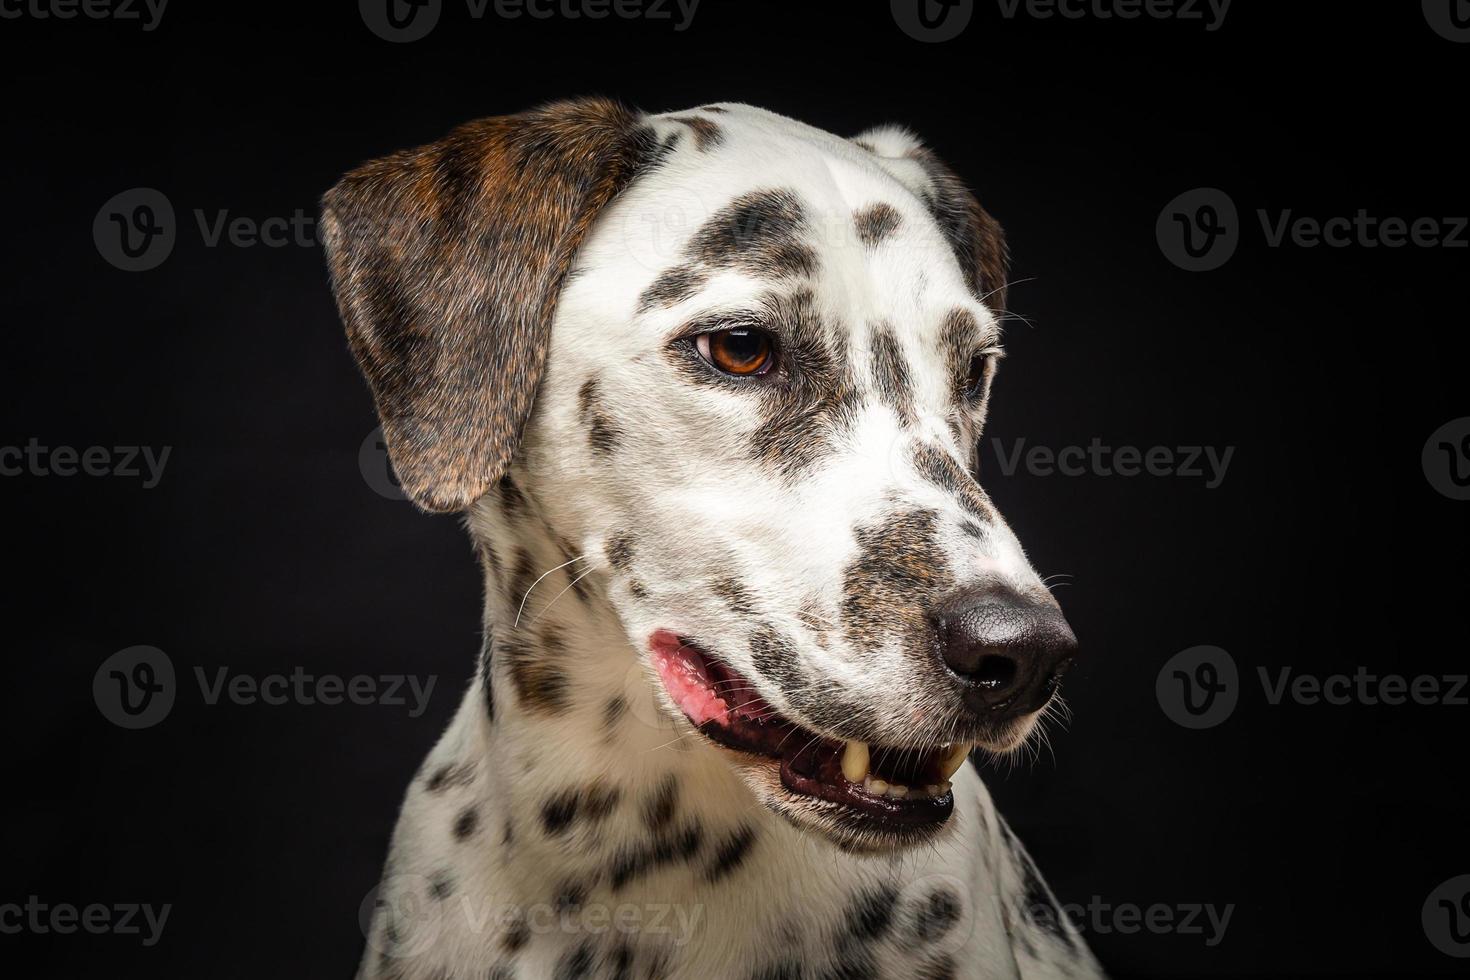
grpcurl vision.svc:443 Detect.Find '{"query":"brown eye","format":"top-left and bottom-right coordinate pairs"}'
top-left (696, 329), bottom-right (774, 377)
top-left (963, 354), bottom-right (989, 399)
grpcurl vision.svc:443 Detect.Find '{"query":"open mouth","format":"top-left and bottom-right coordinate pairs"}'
top-left (649, 630), bottom-right (970, 836)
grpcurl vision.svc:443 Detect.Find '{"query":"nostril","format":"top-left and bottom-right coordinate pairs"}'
top-left (972, 654), bottom-right (1017, 691)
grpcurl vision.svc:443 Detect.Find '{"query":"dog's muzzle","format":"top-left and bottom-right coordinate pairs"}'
top-left (932, 584), bottom-right (1079, 721)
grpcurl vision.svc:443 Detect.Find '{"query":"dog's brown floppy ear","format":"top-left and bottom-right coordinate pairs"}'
top-left (852, 125), bottom-right (1010, 313)
top-left (322, 97), bottom-right (654, 512)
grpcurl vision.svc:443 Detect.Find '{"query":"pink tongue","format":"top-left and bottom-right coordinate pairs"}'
top-left (649, 631), bottom-right (731, 727)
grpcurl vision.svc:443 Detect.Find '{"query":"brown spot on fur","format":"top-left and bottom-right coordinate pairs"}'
top-left (841, 509), bottom-right (952, 657)
top-left (578, 378), bottom-right (623, 455)
top-left (912, 442), bottom-right (997, 523)
top-left (668, 114), bottom-right (725, 152)
top-left (854, 202), bottom-right (902, 247)
top-left (903, 144), bottom-right (1010, 309)
top-left (637, 263), bottom-right (708, 313)
top-left (606, 533), bottom-right (635, 571)
top-left (746, 290), bottom-right (861, 477)
top-left (712, 575), bottom-right (756, 616)
top-left (688, 189), bottom-right (816, 281)
top-left (869, 321), bottom-right (915, 425)
top-left (321, 97), bottom-right (660, 512)
top-left (602, 695), bottom-right (628, 735)
top-left (504, 629), bottom-right (571, 715)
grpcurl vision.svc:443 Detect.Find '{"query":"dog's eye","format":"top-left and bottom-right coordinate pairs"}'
top-left (963, 354), bottom-right (989, 399)
top-left (696, 329), bottom-right (774, 377)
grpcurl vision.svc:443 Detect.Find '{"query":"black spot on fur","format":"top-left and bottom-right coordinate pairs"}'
top-left (579, 378), bottom-right (623, 455)
top-left (916, 954), bottom-right (958, 980)
top-left (846, 885), bottom-right (899, 943)
top-left (704, 824), bottom-right (757, 883)
top-left (909, 888), bottom-right (962, 945)
top-left (668, 114), bottom-right (726, 151)
top-left (868, 321), bottom-right (915, 425)
top-left (638, 263), bottom-right (709, 313)
top-left (541, 782), bottom-right (621, 837)
top-left (642, 774), bottom-right (680, 832)
top-left (425, 761), bottom-right (475, 793)
top-left (479, 631), bottom-right (495, 721)
top-left (501, 913), bottom-right (530, 953)
top-left (609, 822), bottom-right (704, 890)
top-left (553, 879), bottom-right (588, 913)
top-left (853, 202), bottom-right (902, 247)
top-left (453, 806), bottom-right (479, 841)
top-left (554, 941), bottom-right (596, 980)
top-left (688, 189), bottom-right (816, 280)
top-left (498, 473), bottom-right (529, 515)
top-left (602, 695), bottom-right (628, 735)
top-left (429, 870), bottom-right (454, 901)
top-left (542, 790), bottom-right (580, 837)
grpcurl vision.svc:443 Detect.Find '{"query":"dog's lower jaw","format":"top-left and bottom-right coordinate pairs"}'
top-left (357, 486), bottom-right (1105, 979)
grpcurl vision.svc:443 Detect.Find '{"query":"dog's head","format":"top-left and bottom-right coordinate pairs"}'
top-left (324, 99), bottom-right (1077, 852)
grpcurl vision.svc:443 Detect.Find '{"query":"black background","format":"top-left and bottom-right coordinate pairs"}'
top-left (3, 1), bottom-right (1467, 977)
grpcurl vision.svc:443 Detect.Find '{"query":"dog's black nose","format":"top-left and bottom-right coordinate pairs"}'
top-left (932, 585), bottom-right (1078, 718)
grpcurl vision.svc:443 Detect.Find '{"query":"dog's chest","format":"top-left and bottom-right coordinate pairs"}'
top-left (362, 702), bottom-right (1097, 980)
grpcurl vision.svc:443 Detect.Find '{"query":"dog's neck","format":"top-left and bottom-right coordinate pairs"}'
top-left (454, 477), bottom-right (788, 907)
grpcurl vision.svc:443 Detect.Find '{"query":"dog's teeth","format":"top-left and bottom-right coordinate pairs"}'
top-left (865, 777), bottom-right (889, 796)
top-left (937, 743), bottom-right (971, 780)
top-left (925, 784), bottom-right (945, 797)
top-left (886, 783), bottom-right (909, 799)
top-left (840, 740), bottom-right (870, 783)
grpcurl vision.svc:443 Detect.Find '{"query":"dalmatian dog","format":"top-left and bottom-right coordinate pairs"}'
top-left (323, 98), bottom-right (1105, 980)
